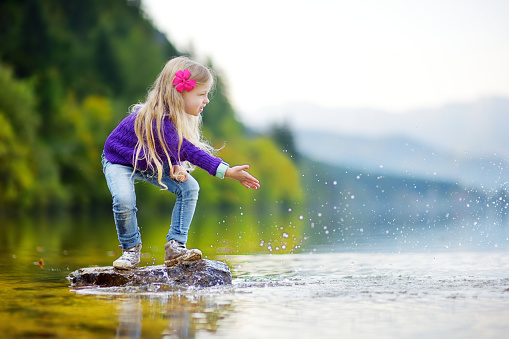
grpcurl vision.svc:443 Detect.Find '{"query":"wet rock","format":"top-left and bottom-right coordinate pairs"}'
top-left (67, 259), bottom-right (232, 288)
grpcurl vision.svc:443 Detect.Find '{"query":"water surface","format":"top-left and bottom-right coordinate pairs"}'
top-left (0, 213), bottom-right (508, 338)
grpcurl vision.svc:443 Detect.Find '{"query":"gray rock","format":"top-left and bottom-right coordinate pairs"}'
top-left (67, 259), bottom-right (232, 288)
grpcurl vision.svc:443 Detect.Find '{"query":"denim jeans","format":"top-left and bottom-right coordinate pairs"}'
top-left (101, 153), bottom-right (199, 249)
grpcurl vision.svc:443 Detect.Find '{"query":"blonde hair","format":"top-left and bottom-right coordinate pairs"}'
top-left (132, 56), bottom-right (215, 188)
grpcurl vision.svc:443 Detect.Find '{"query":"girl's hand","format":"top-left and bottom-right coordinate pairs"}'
top-left (171, 164), bottom-right (189, 182)
top-left (225, 165), bottom-right (260, 189)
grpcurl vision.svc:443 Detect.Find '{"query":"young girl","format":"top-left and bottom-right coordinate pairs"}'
top-left (102, 56), bottom-right (260, 269)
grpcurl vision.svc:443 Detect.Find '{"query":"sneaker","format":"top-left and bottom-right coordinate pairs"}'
top-left (164, 239), bottom-right (202, 266)
top-left (113, 243), bottom-right (142, 270)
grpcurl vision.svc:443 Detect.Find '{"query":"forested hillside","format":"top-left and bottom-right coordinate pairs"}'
top-left (0, 0), bottom-right (303, 214)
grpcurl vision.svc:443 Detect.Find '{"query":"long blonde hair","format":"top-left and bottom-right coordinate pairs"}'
top-left (132, 56), bottom-right (215, 188)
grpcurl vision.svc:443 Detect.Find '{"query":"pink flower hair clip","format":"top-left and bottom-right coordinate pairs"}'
top-left (172, 69), bottom-right (196, 93)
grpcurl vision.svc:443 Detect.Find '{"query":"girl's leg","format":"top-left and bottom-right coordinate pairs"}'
top-left (140, 171), bottom-right (200, 245)
top-left (136, 165), bottom-right (202, 266)
top-left (165, 175), bottom-right (200, 245)
top-left (102, 155), bottom-right (141, 249)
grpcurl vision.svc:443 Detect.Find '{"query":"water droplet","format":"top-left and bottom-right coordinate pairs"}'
top-left (299, 215), bottom-right (304, 220)
top-left (282, 232), bottom-right (289, 238)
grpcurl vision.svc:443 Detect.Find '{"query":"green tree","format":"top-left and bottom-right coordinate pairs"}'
top-left (269, 120), bottom-right (301, 161)
top-left (0, 64), bottom-right (63, 208)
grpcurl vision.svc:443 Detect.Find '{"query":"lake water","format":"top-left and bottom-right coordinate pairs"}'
top-left (1, 212), bottom-right (508, 338)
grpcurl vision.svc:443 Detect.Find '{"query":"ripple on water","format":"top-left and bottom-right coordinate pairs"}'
top-left (226, 252), bottom-right (509, 303)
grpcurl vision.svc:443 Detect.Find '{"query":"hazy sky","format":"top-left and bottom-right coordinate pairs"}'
top-left (143, 0), bottom-right (509, 125)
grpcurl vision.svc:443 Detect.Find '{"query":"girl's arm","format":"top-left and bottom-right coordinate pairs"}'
top-left (162, 121), bottom-right (259, 188)
top-left (225, 165), bottom-right (260, 189)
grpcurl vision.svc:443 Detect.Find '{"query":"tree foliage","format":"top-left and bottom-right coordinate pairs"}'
top-left (0, 65), bottom-right (38, 207)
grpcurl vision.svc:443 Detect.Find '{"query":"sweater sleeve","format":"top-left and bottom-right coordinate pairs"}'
top-left (163, 120), bottom-right (222, 176)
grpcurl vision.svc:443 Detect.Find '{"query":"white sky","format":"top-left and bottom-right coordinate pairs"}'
top-left (142, 0), bottom-right (509, 126)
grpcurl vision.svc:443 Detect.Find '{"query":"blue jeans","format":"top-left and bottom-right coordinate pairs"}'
top-left (101, 153), bottom-right (199, 249)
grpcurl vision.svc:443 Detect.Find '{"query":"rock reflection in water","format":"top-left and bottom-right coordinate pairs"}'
top-left (116, 299), bottom-right (141, 338)
top-left (76, 287), bottom-right (234, 339)
top-left (159, 294), bottom-right (232, 338)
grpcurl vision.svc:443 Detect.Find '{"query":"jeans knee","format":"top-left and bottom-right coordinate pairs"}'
top-left (183, 176), bottom-right (200, 199)
top-left (112, 193), bottom-right (137, 215)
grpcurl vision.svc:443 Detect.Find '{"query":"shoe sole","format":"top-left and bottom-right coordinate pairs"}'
top-left (165, 249), bottom-right (202, 267)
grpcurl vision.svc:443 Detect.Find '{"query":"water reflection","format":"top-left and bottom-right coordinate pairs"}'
top-left (0, 205), bottom-right (304, 271)
top-left (116, 299), bottom-right (141, 338)
top-left (81, 291), bottom-right (235, 339)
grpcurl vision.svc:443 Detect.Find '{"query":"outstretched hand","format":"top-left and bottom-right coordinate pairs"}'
top-left (225, 165), bottom-right (260, 189)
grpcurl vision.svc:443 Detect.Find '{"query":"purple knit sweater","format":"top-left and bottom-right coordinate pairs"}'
top-left (103, 112), bottom-right (222, 176)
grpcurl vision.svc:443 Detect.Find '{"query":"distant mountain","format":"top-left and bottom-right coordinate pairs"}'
top-left (257, 97), bottom-right (509, 190)
top-left (255, 97), bottom-right (509, 159)
top-left (294, 129), bottom-right (509, 190)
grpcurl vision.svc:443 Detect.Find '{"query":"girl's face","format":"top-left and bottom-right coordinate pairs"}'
top-left (182, 84), bottom-right (211, 116)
